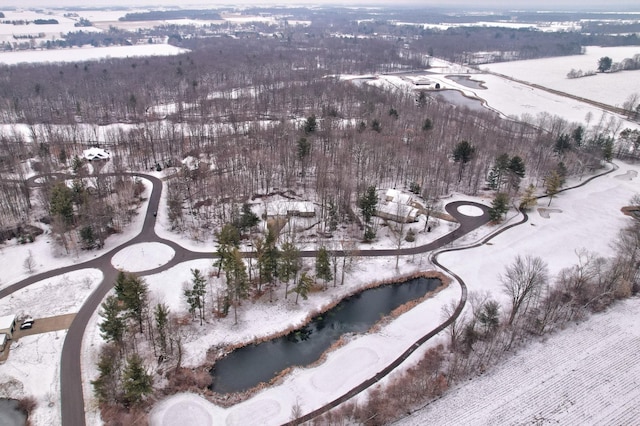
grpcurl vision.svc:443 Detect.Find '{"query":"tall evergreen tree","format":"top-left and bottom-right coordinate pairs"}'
top-left (119, 274), bottom-right (149, 334)
top-left (98, 295), bottom-right (125, 346)
top-left (50, 181), bottom-right (74, 225)
top-left (315, 246), bottom-right (333, 289)
top-left (488, 192), bottom-right (510, 222)
top-left (453, 140), bottom-right (475, 182)
top-left (225, 248), bottom-right (249, 324)
top-left (279, 240), bottom-right (301, 299)
top-left (292, 272), bottom-right (313, 304)
top-left (235, 203), bottom-right (259, 233)
top-left (215, 223), bottom-right (240, 277)
top-left (519, 184), bottom-right (538, 211)
top-left (154, 303), bottom-right (170, 355)
top-left (122, 354), bottom-right (153, 406)
top-left (184, 269), bottom-right (207, 325)
top-left (545, 170), bottom-right (563, 206)
top-left (91, 344), bottom-right (121, 404)
top-left (358, 185), bottom-right (378, 226)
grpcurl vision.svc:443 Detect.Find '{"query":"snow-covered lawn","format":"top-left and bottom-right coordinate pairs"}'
top-left (483, 46), bottom-right (640, 108)
top-left (396, 296), bottom-right (640, 425)
top-left (111, 243), bottom-right (175, 272)
top-left (0, 269), bottom-right (102, 319)
top-left (0, 331), bottom-right (66, 426)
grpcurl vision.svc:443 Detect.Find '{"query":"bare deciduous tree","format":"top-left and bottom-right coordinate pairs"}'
top-left (501, 255), bottom-right (548, 326)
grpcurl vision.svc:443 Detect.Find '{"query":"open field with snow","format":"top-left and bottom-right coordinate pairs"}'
top-left (396, 296), bottom-right (640, 425)
top-left (0, 44), bottom-right (189, 65)
top-left (483, 46), bottom-right (640, 108)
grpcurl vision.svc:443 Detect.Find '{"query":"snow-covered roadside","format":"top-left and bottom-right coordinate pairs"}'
top-left (0, 268), bottom-right (102, 426)
top-left (149, 161), bottom-right (640, 425)
top-left (0, 269), bottom-right (102, 318)
top-left (0, 177), bottom-right (152, 426)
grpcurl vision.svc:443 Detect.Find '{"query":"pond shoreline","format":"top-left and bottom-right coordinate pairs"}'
top-left (197, 270), bottom-right (450, 407)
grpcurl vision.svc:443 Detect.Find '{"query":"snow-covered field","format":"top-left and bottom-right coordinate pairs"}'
top-left (370, 57), bottom-right (640, 130)
top-left (0, 44), bottom-right (189, 66)
top-left (396, 296), bottom-right (640, 425)
top-left (483, 46), bottom-right (640, 108)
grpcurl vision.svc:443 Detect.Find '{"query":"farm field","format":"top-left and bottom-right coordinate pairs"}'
top-left (484, 46), bottom-right (640, 108)
top-left (396, 296), bottom-right (640, 425)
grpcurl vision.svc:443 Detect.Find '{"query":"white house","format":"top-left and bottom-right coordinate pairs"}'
top-left (0, 314), bottom-right (16, 340)
top-left (82, 147), bottom-right (110, 161)
top-left (378, 189), bottom-right (420, 223)
top-left (376, 202), bottom-right (419, 223)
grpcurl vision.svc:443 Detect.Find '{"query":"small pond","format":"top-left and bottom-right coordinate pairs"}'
top-left (432, 90), bottom-right (488, 113)
top-left (446, 75), bottom-right (486, 90)
top-left (210, 276), bottom-right (441, 394)
top-left (0, 399), bottom-right (27, 426)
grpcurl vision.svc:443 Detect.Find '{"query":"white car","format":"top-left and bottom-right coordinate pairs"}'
top-left (20, 318), bottom-right (34, 330)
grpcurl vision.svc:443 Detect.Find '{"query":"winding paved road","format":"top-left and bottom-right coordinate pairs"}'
top-left (1, 159), bottom-right (619, 425)
top-left (2, 172), bottom-right (492, 426)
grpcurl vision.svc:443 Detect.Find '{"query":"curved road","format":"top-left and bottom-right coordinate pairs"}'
top-left (2, 172), bottom-right (491, 426)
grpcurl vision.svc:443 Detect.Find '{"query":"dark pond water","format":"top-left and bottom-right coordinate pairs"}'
top-left (433, 90), bottom-right (487, 112)
top-left (446, 75), bottom-right (486, 89)
top-left (0, 399), bottom-right (26, 426)
top-left (210, 276), bottom-right (441, 394)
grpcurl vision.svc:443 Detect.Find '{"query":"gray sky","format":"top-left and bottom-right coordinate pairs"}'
top-left (2, 0), bottom-right (640, 10)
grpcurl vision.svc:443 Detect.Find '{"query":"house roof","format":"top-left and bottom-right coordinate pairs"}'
top-left (0, 314), bottom-right (16, 330)
top-left (377, 202), bottom-right (418, 220)
top-left (385, 189), bottom-right (413, 205)
top-left (83, 147), bottom-right (110, 161)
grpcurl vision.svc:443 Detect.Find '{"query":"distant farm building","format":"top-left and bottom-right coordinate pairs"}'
top-left (265, 201), bottom-right (315, 218)
top-left (83, 147), bottom-right (110, 161)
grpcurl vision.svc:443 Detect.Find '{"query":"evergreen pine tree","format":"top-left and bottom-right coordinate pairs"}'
top-left (98, 295), bottom-right (124, 346)
top-left (122, 354), bottom-right (153, 406)
top-left (315, 246), bottom-right (333, 289)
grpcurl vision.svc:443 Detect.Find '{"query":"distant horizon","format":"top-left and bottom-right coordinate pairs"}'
top-left (2, 0), bottom-right (640, 12)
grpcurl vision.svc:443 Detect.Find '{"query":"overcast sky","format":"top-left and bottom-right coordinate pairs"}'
top-left (2, 0), bottom-right (639, 11)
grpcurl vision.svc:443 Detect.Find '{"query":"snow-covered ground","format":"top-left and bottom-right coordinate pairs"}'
top-left (0, 44), bottom-right (190, 66)
top-left (149, 160), bottom-right (640, 425)
top-left (0, 268), bottom-right (97, 425)
top-left (0, 269), bottom-right (102, 319)
top-left (111, 242), bottom-right (175, 272)
top-left (483, 46), bottom-right (640, 108)
top-left (369, 60), bottom-right (640, 130)
top-left (396, 296), bottom-right (640, 425)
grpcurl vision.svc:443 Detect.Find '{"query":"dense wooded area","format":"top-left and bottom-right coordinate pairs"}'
top-left (0, 11), bottom-right (627, 247)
